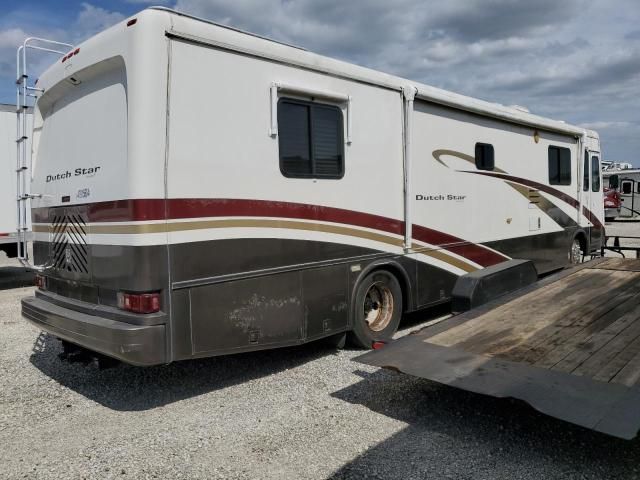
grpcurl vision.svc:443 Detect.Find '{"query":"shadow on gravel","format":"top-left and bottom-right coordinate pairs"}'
top-left (0, 266), bottom-right (34, 290)
top-left (26, 302), bottom-right (451, 413)
top-left (329, 369), bottom-right (640, 479)
top-left (29, 332), bottom-right (339, 411)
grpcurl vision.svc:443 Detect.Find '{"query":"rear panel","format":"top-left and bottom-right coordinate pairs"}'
top-left (29, 11), bottom-right (171, 321)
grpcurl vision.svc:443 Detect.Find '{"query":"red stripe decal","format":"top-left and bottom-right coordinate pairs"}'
top-left (412, 224), bottom-right (506, 266)
top-left (32, 198), bottom-right (508, 267)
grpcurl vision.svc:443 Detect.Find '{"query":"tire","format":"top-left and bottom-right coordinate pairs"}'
top-left (348, 269), bottom-right (403, 348)
top-left (568, 238), bottom-right (583, 265)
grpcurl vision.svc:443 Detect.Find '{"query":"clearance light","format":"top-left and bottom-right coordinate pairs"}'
top-left (61, 48), bottom-right (80, 63)
top-left (34, 274), bottom-right (46, 289)
top-left (117, 291), bottom-right (161, 314)
top-left (127, 18), bottom-right (137, 27)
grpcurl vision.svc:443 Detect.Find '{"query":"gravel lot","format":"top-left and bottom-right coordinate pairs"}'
top-left (2, 223), bottom-right (640, 480)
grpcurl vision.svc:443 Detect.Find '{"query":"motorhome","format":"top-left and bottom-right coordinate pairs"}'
top-left (0, 104), bottom-right (31, 259)
top-left (603, 168), bottom-right (640, 219)
top-left (21, 7), bottom-right (604, 366)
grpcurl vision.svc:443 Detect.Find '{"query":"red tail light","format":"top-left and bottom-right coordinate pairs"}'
top-left (117, 292), bottom-right (161, 314)
top-left (34, 274), bottom-right (46, 289)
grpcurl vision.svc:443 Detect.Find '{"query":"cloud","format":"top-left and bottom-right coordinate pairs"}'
top-left (0, 0), bottom-right (638, 163)
top-left (125, 0), bottom-right (172, 4)
top-left (0, 3), bottom-right (125, 96)
top-left (580, 121), bottom-right (638, 130)
top-left (73, 3), bottom-right (126, 41)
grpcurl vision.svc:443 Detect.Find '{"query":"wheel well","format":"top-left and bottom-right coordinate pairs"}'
top-left (574, 231), bottom-right (588, 253)
top-left (368, 263), bottom-right (411, 314)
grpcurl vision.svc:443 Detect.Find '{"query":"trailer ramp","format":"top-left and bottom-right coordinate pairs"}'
top-left (357, 258), bottom-right (640, 439)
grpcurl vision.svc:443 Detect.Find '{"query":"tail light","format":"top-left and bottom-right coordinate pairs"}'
top-left (117, 292), bottom-right (161, 314)
top-left (34, 274), bottom-right (46, 289)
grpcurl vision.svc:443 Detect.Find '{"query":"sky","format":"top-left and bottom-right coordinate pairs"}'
top-left (1, 0), bottom-right (639, 163)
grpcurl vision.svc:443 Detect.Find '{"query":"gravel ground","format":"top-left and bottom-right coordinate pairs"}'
top-left (2, 224), bottom-right (640, 480)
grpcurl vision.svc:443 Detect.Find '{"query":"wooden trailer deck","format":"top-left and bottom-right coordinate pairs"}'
top-left (358, 258), bottom-right (640, 439)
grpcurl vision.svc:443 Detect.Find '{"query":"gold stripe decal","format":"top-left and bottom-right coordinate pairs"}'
top-left (33, 219), bottom-right (479, 273)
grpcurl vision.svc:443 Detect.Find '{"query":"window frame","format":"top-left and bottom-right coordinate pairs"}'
top-left (548, 145), bottom-right (572, 186)
top-left (474, 143), bottom-right (495, 171)
top-left (277, 97), bottom-right (345, 180)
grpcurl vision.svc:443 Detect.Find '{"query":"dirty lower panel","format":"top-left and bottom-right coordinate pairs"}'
top-left (189, 271), bottom-right (303, 354)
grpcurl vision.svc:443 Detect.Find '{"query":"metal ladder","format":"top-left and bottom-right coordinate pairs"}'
top-left (15, 37), bottom-right (73, 269)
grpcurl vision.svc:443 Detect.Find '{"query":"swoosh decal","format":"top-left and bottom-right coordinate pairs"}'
top-left (461, 170), bottom-right (603, 229)
top-left (32, 198), bottom-right (509, 268)
top-left (432, 149), bottom-right (580, 227)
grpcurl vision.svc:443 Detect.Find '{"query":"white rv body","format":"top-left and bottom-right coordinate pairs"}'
top-left (22, 8), bottom-right (604, 365)
top-left (0, 104), bottom-right (31, 258)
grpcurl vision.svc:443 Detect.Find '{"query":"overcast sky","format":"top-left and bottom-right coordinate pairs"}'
top-left (1, 0), bottom-right (639, 162)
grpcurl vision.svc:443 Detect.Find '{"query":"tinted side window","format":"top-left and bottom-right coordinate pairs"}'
top-left (548, 146), bottom-right (571, 185)
top-left (591, 155), bottom-right (600, 192)
top-left (475, 143), bottom-right (494, 171)
top-left (622, 181), bottom-right (632, 195)
top-left (583, 150), bottom-right (589, 191)
top-left (278, 99), bottom-right (344, 179)
top-left (279, 101), bottom-right (312, 176)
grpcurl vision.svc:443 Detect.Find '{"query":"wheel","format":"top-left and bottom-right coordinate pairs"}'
top-left (349, 269), bottom-right (403, 348)
top-left (568, 238), bottom-right (583, 265)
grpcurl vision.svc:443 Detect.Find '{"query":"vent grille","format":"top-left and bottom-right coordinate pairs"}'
top-left (50, 212), bottom-right (89, 274)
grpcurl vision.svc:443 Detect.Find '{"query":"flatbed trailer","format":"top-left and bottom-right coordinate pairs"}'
top-left (358, 258), bottom-right (640, 439)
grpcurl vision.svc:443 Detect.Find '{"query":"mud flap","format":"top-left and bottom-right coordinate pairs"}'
top-left (451, 259), bottom-right (537, 313)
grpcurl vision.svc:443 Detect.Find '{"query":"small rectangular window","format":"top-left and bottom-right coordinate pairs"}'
top-left (583, 150), bottom-right (589, 191)
top-left (278, 98), bottom-right (344, 179)
top-left (475, 143), bottom-right (494, 171)
top-left (548, 146), bottom-right (571, 185)
top-left (609, 174), bottom-right (619, 189)
top-left (622, 181), bottom-right (632, 195)
top-left (591, 155), bottom-right (600, 192)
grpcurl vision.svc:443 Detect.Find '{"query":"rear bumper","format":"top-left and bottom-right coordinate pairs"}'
top-left (22, 295), bottom-right (167, 366)
top-left (605, 207), bottom-right (620, 219)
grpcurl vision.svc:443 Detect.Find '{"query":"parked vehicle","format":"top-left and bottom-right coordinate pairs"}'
top-left (603, 169), bottom-right (640, 219)
top-left (21, 7), bottom-right (604, 366)
top-left (0, 104), bottom-right (32, 258)
top-left (603, 187), bottom-right (622, 221)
